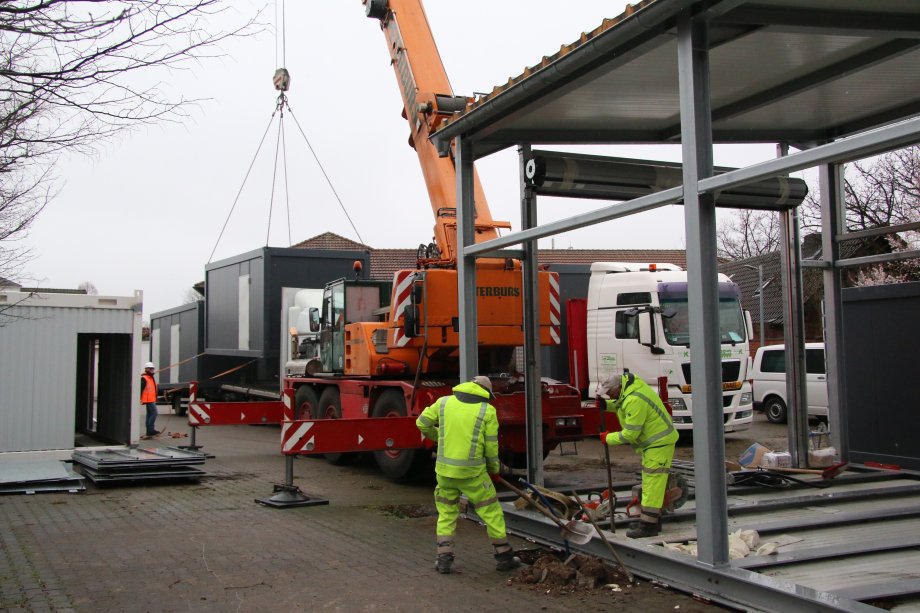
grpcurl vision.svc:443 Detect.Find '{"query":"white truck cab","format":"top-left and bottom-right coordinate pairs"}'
top-left (586, 262), bottom-right (754, 432)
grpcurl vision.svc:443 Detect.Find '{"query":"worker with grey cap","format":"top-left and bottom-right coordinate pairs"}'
top-left (416, 375), bottom-right (521, 574)
top-left (598, 369), bottom-right (678, 538)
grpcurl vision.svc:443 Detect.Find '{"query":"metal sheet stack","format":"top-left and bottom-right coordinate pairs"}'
top-left (72, 447), bottom-right (207, 484)
top-left (0, 459), bottom-right (85, 495)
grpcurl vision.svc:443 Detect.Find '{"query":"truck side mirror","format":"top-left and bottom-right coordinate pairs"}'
top-left (744, 310), bottom-right (754, 341)
top-left (638, 311), bottom-right (653, 345)
top-left (638, 311), bottom-right (665, 355)
top-left (308, 307), bottom-right (320, 333)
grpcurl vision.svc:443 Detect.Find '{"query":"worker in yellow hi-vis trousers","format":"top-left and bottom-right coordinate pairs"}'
top-left (598, 370), bottom-right (678, 538)
top-left (416, 376), bottom-right (521, 574)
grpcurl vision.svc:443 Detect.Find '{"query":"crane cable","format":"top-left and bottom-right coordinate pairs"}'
top-left (287, 105), bottom-right (366, 246)
top-left (207, 110), bottom-right (277, 264)
top-left (208, 0), bottom-right (365, 262)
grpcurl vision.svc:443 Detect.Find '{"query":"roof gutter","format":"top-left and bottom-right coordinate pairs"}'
top-left (430, 0), bottom-right (700, 157)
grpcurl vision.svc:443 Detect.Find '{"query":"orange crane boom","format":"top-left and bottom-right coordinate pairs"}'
top-left (365, 0), bottom-right (510, 265)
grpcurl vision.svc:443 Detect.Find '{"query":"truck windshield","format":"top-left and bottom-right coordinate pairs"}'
top-left (660, 298), bottom-right (746, 346)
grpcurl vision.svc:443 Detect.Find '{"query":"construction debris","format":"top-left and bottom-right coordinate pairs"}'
top-left (663, 529), bottom-right (799, 559)
top-left (513, 550), bottom-right (628, 593)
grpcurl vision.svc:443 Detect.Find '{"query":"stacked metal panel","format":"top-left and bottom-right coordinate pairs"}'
top-left (72, 447), bottom-right (206, 484)
top-left (0, 459), bottom-right (85, 494)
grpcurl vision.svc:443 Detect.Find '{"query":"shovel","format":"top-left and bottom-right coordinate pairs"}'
top-left (572, 491), bottom-right (635, 584)
top-left (597, 395), bottom-right (617, 531)
top-left (496, 476), bottom-right (597, 545)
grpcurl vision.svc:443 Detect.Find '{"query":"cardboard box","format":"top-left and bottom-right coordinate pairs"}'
top-left (739, 443), bottom-right (791, 468)
top-left (739, 443), bottom-right (770, 468)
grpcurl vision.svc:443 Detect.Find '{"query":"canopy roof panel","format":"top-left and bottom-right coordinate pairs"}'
top-left (432, 0), bottom-right (920, 156)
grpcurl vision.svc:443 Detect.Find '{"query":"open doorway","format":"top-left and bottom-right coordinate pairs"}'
top-left (75, 333), bottom-right (132, 446)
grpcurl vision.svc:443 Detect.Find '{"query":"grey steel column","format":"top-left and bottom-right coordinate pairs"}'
top-left (677, 12), bottom-right (729, 568)
top-left (819, 163), bottom-right (847, 459)
top-left (519, 144), bottom-right (544, 485)
top-left (779, 205), bottom-right (809, 466)
top-left (456, 136), bottom-right (478, 381)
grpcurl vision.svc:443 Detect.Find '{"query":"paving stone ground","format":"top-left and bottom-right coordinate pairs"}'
top-left (0, 413), bottom-right (747, 612)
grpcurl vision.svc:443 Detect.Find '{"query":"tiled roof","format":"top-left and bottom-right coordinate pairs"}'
top-left (369, 249), bottom-right (419, 281)
top-left (718, 233), bottom-right (895, 325)
top-left (719, 253), bottom-right (787, 324)
top-left (292, 232), bottom-right (371, 252)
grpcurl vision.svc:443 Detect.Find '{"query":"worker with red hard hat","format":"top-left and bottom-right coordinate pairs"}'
top-left (416, 375), bottom-right (521, 574)
top-left (598, 369), bottom-right (678, 538)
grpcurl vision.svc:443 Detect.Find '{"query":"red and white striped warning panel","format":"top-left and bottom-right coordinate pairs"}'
top-left (390, 270), bottom-right (414, 348)
top-left (281, 416), bottom-right (426, 455)
top-left (187, 401), bottom-right (283, 426)
top-left (549, 272), bottom-right (561, 344)
top-left (282, 388), bottom-right (294, 422)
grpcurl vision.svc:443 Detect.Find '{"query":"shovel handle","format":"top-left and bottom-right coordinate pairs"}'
top-left (496, 476), bottom-right (567, 530)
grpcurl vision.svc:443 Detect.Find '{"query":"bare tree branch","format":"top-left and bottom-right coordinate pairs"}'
top-left (0, 0), bottom-right (261, 282)
top-left (716, 209), bottom-right (780, 260)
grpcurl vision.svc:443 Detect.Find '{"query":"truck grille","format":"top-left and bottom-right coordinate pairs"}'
top-left (681, 360), bottom-right (741, 385)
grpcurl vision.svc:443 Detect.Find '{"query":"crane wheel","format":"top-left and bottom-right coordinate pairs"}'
top-left (316, 387), bottom-right (354, 466)
top-left (293, 385), bottom-right (319, 420)
top-left (371, 390), bottom-right (432, 482)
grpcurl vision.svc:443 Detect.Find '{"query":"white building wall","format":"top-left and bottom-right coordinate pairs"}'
top-left (0, 291), bottom-right (142, 452)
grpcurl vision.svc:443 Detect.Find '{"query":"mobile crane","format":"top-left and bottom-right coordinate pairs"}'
top-left (275, 0), bottom-right (586, 480)
top-left (183, 0), bottom-right (587, 481)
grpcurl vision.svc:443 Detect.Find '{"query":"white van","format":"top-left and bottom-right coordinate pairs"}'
top-left (750, 343), bottom-right (828, 423)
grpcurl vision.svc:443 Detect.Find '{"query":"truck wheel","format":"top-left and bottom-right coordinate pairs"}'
top-left (371, 390), bottom-right (432, 482)
top-left (317, 387), bottom-right (353, 465)
top-left (172, 394), bottom-right (187, 417)
top-left (293, 385), bottom-right (319, 420)
top-left (764, 396), bottom-right (787, 424)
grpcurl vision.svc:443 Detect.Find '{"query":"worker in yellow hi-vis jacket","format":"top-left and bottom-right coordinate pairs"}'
top-left (416, 376), bottom-right (521, 574)
top-left (598, 370), bottom-right (678, 538)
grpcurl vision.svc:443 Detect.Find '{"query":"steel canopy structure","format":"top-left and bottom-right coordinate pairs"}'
top-left (429, 1), bottom-right (920, 611)
top-left (432, 0), bottom-right (920, 158)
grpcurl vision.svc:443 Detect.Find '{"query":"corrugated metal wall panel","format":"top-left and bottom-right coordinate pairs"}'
top-left (0, 297), bottom-right (139, 452)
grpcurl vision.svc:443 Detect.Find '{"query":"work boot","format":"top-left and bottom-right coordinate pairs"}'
top-left (626, 520), bottom-right (661, 538)
top-left (435, 552), bottom-right (454, 574)
top-left (494, 550), bottom-right (522, 571)
top-left (435, 539), bottom-right (454, 574)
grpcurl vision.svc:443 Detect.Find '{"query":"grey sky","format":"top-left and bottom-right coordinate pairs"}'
top-left (24, 1), bottom-right (783, 317)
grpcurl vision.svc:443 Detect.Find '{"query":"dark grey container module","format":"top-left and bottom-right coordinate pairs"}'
top-left (204, 247), bottom-right (369, 384)
top-left (150, 300), bottom-right (205, 387)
